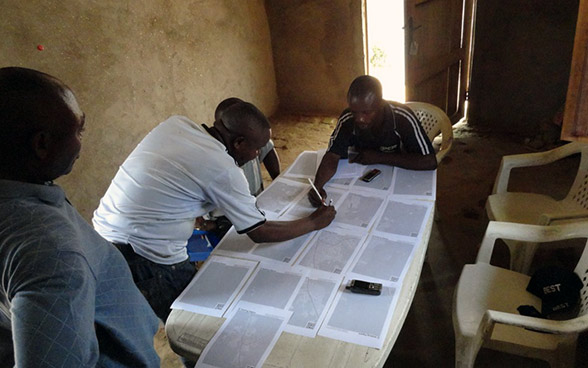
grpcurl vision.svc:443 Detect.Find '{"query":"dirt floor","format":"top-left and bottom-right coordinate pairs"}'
top-left (156, 115), bottom-right (587, 367)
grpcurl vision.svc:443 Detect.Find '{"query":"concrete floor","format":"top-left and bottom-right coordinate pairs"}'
top-left (157, 115), bottom-right (588, 367)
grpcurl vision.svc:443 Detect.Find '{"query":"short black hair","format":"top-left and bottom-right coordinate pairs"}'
top-left (221, 101), bottom-right (270, 137)
top-left (347, 75), bottom-right (383, 102)
top-left (214, 97), bottom-right (243, 122)
top-left (0, 67), bottom-right (70, 162)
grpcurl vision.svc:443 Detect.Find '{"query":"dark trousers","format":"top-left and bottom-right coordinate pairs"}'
top-left (112, 242), bottom-right (197, 322)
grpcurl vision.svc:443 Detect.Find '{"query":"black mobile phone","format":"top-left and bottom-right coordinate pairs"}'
top-left (360, 169), bottom-right (381, 182)
top-left (346, 279), bottom-right (382, 295)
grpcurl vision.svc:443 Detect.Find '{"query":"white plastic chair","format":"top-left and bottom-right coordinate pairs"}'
top-left (406, 101), bottom-right (454, 164)
top-left (453, 220), bottom-right (588, 368)
top-left (485, 142), bottom-right (588, 273)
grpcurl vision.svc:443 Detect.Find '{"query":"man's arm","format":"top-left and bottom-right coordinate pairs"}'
top-left (247, 204), bottom-right (335, 243)
top-left (350, 149), bottom-right (437, 170)
top-left (10, 251), bottom-right (99, 367)
top-left (262, 148), bottom-right (281, 180)
top-left (308, 151), bottom-right (340, 206)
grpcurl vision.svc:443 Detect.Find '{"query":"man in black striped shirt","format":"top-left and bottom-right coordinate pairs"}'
top-left (309, 75), bottom-right (437, 206)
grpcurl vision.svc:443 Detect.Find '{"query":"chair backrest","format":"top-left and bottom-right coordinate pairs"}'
top-left (478, 220), bottom-right (588, 319)
top-left (575, 236), bottom-right (588, 316)
top-left (405, 101), bottom-right (454, 163)
top-left (567, 144), bottom-right (588, 209)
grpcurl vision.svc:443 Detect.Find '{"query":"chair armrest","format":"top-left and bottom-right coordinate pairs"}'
top-left (539, 211), bottom-right (588, 225)
top-left (485, 310), bottom-right (587, 335)
top-left (492, 143), bottom-right (584, 194)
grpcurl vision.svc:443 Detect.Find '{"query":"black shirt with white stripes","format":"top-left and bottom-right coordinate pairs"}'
top-left (327, 101), bottom-right (434, 158)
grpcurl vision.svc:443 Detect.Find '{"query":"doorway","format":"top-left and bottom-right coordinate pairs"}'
top-left (365, 0), bottom-right (406, 102)
top-left (365, 0), bottom-right (475, 121)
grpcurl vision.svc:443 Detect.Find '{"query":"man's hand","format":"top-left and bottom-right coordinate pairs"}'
top-left (309, 203), bottom-right (336, 230)
top-left (349, 148), bottom-right (381, 165)
top-left (308, 186), bottom-right (327, 207)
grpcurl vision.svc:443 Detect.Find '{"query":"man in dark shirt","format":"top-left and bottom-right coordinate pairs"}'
top-left (310, 75), bottom-right (437, 205)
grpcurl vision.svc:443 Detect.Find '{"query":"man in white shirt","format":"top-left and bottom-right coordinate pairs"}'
top-left (215, 97), bottom-right (281, 196)
top-left (93, 102), bottom-right (335, 323)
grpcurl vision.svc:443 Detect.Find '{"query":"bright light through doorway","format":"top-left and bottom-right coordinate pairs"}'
top-left (366, 0), bottom-right (406, 102)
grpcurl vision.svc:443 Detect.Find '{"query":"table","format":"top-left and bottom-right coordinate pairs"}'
top-left (166, 152), bottom-right (436, 367)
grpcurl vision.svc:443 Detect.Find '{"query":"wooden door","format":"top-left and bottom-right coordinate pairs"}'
top-left (561, 0), bottom-right (588, 142)
top-left (405, 0), bottom-right (475, 120)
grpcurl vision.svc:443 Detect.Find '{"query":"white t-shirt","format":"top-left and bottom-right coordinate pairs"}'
top-left (93, 116), bottom-right (266, 265)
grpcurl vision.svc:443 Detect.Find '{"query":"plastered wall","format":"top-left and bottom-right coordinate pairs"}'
top-left (265, 0), bottom-right (366, 115)
top-left (1, 0), bottom-right (278, 220)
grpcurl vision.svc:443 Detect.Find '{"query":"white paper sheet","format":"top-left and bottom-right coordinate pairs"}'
top-left (284, 187), bottom-right (345, 219)
top-left (332, 191), bottom-right (386, 230)
top-left (214, 227), bottom-right (316, 266)
top-left (256, 177), bottom-right (308, 216)
top-left (295, 226), bottom-right (367, 275)
top-left (333, 159), bottom-right (364, 178)
top-left (347, 233), bottom-right (417, 283)
top-left (249, 232), bottom-right (314, 265)
top-left (196, 302), bottom-right (291, 368)
top-left (226, 263), bottom-right (306, 315)
top-left (213, 227), bottom-right (257, 254)
top-left (373, 198), bottom-right (434, 239)
top-left (391, 168), bottom-right (436, 199)
top-left (283, 150), bottom-right (318, 178)
top-left (171, 256), bottom-right (258, 317)
top-left (284, 270), bottom-right (343, 338)
top-left (328, 175), bottom-right (357, 189)
top-left (318, 279), bottom-right (399, 349)
top-left (352, 165), bottom-right (395, 192)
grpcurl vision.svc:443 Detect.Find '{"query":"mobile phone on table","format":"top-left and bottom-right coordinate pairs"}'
top-left (346, 279), bottom-right (382, 295)
top-left (360, 169), bottom-right (381, 182)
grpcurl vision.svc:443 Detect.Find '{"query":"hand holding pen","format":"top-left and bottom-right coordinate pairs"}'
top-left (307, 178), bottom-right (336, 229)
top-left (308, 178), bottom-right (332, 207)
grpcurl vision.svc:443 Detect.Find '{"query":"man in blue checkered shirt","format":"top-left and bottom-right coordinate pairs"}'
top-left (0, 67), bottom-right (160, 367)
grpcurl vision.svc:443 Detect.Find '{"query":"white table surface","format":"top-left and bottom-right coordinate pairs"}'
top-left (166, 210), bottom-right (434, 368)
top-left (166, 153), bottom-right (435, 367)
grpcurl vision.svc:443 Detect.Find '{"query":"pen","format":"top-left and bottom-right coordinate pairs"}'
top-left (307, 178), bottom-right (327, 206)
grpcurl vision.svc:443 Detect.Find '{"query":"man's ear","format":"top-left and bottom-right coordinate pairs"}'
top-left (31, 131), bottom-right (51, 160)
top-left (233, 136), bottom-right (246, 150)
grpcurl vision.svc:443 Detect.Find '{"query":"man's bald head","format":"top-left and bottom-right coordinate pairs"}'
top-left (0, 67), bottom-right (84, 182)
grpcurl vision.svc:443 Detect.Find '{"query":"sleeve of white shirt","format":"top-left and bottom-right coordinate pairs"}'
top-left (206, 166), bottom-right (266, 234)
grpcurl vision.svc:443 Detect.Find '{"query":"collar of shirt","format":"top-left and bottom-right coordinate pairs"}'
top-left (0, 179), bottom-right (65, 206)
